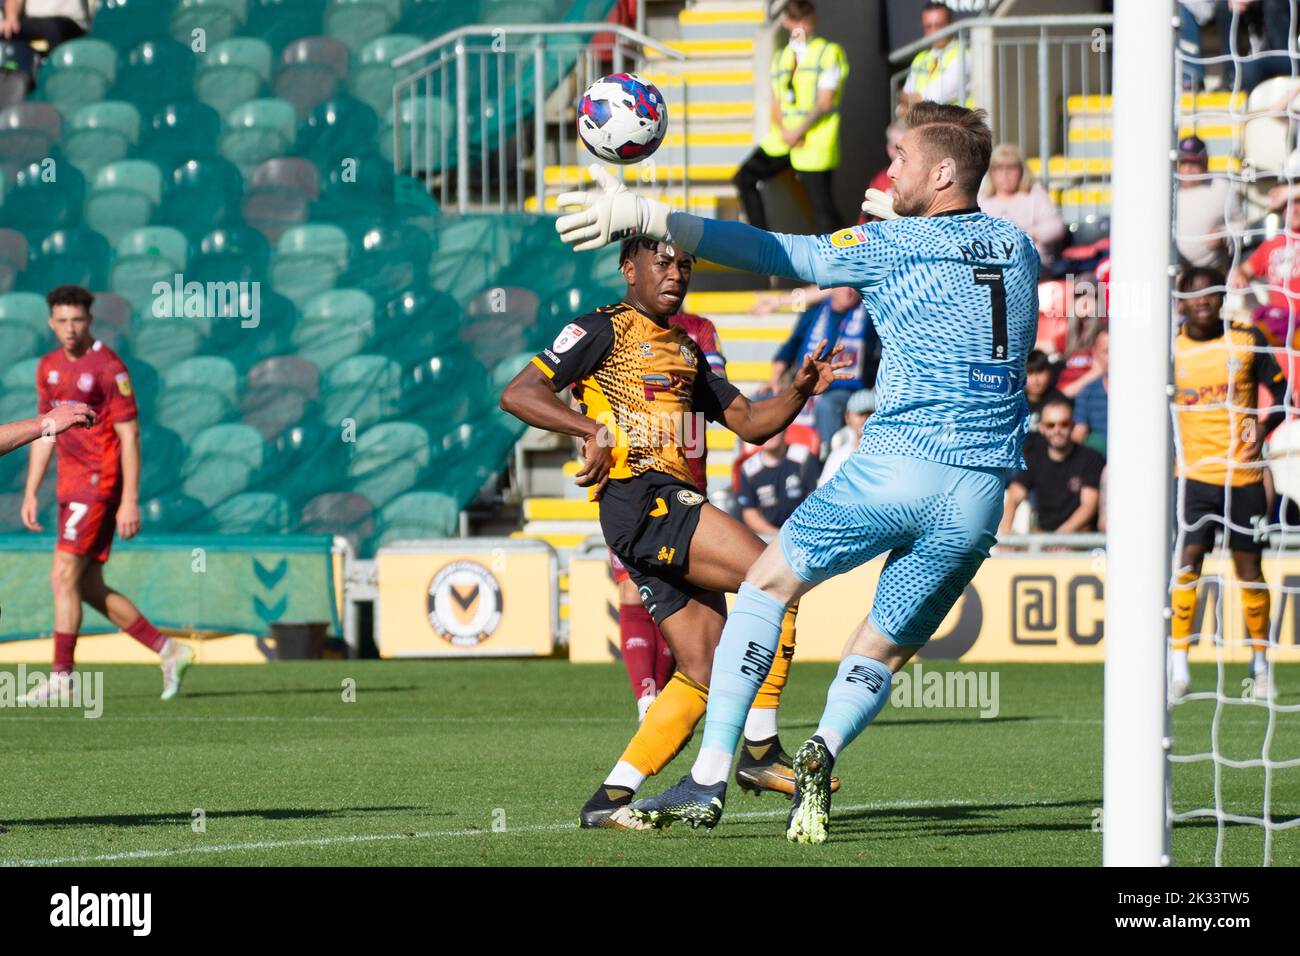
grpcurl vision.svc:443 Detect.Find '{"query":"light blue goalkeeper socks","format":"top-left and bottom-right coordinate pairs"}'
top-left (690, 582), bottom-right (787, 785)
top-left (814, 655), bottom-right (894, 758)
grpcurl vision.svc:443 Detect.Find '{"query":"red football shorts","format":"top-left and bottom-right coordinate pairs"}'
top-left (56, 499), bottom-right (118, 563)
top-left (608, 547), bottom-right (630, 584)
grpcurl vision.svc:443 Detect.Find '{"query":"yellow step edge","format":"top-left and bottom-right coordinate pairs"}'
top-left (559, 573), bottom-right (569, 591)
top-left (510, 530), bottom-right (590, 550)
top-left (524, 497), bottom-right (600, 521)
top-left (650, 39), bottom-right (755, 58)
top-left (683, 101), bottom-right (754, 119)
top-left (707, 429), bottom-right (738, 451)
top-left (1026, 156), bottom-right (1239, 176)
top-left (663, 129), bottom-right (752, 147)
top-left (726, 360), bottom-right (772, 382)
top-left (541, 163), bottom-right (740, 185)
top-left (683, 290), bottom-right (761, 313)
top-left (560, 604), bottom-right (570, 621)
top-left (1067, 91), bottom-right (1247, 113)
top-left (526, 194), bottom-right (719, 213)
top-left (1059, 189), bottom-right (1113, 204)
top-left (707, 461), bottom-right (732, 478)
top-left (679, 8), bottom-right (765, 25)
top-left (717, 326), bottom-right (791, 341)
top-left (642, 70), bottom-right (754, 86)
top-left (1068, 124), bottom-right (1239, 141)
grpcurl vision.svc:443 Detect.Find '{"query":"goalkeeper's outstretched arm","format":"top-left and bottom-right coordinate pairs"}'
top-left (555, 164), bottom-right (895, 288)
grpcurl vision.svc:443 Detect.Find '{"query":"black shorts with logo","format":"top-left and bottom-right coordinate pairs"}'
top-left (600, 469), bottom-right (709, 625)
top-left (1180, 478), bottom-right (1268, 553)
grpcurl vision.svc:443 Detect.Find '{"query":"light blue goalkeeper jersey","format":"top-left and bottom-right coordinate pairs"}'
top-left (681, 209), bottom-right (1039, 470)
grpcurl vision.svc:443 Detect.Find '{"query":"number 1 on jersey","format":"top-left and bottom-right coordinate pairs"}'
top-left (973, 266), bottom-right (1008, 361)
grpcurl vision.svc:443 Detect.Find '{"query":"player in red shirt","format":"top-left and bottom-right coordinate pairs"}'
top-left (21, 286), bottom-right (194, 701)
top-left (1232, 200), bottom-right (1300, 326)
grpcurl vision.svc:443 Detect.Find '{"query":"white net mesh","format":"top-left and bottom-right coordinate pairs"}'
top-left (1169, 0), bottom-right (1300, 866)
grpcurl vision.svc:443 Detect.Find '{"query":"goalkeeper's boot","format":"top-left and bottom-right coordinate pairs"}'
top-left (735, 734), bottom-right (841, 798)
top-left (580, 785), bottom-right (654, 830)
top-left (1250, 666), bottom-right (1275, 701)
top-left (786, 736), bottom-right (835, 845)
top-left (628, 775), bottom-right (726, 830)
top-left (160, 642), bottom-right (194, 701)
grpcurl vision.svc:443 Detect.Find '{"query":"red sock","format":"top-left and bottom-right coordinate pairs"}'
top-left (53, 631), bottom-right (77, 674)
top-left (652, 622), bottom-right (675, 692)
top-left (619, 601), bottom-right (658, 701)
top-left (125, 614), bottom-right (167, 653)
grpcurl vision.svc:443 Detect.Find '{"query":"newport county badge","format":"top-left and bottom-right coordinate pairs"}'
top-left (679, 344), bottom-right (697, 367)
top-left (427, 560), bottom-right (503, 646)
top-left (676, 489), bottom-right (704, 507)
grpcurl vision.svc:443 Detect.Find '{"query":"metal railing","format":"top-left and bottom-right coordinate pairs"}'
top-left (890, 14), bottom-right (1114, 217)
top-left (391, 23), bottom-right (688, 214)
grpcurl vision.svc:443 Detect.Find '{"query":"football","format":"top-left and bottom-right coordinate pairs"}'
top-left (576, 73), bottom-right (668, 165)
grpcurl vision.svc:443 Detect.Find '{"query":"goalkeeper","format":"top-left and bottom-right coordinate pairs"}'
top-left (554, 102), bottom-right (1038, 843)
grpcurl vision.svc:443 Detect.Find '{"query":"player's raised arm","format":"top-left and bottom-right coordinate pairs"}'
top-left (555, 164), bottom-right (897, 289)
top-left (717, 340), bottom-right (852, 445)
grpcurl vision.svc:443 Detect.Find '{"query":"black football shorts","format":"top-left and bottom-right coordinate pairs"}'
top-left (1179, 478), bottom-right (1268, 553)
top-left (599, 469), bottom-right (710, 625)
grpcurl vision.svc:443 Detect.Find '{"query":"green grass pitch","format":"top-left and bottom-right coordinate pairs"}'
top-left (0, 660), bottom-right (1295, 866)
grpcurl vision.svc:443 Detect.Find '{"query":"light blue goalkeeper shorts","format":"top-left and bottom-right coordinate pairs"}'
top-left (779, 453), bottom-right (1006, 645)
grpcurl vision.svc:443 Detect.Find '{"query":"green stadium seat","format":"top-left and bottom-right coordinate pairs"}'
top-left (196, 38), bottom-right (273, 117)
top-left (219, 98), bottom-right (296, 171)
top-left (93, 0), bottom-right (174, 52)
top-left (395, 0), bottom-right (479, 36)
top-left (320, 351), bottom-right (398, 426)
top-left (39, 39), bottom-right (117, 113)
top-left (348, 457), bottom-right (418, 509)
top-left (377, 489), bottom-right (459, 541)
top-left (22, 227), bottom-right (111, 293)
top-left (138, 425), bottom-right (186, 498)
top-left (182, 455), bottom-right (254, 506)
top-left (154, 383), bottom-right (232, 442)
top-left (276, 36), bottom-right (348, 117)
top-left (270, 224), bottom-right (349, 307)
top-left (210, 491), bottom-right (291, 533)
top-left (294, 290), bottom-right (375, 372)
top-left (244, 0), bottom-right (327, 54)
top-left (381, 93), bottom-right (452, 171)
top-left (323, 0), bottom-right (400, 53)
top-left (190, 224), bottom-right (270, 285)
top-left (0, 292), bottom-right (49, 331)
top-left (241, 383), bottom-right (309, 440)
top-left (130, 317), bottom-right (204, 370)
top-left (63, 100), bottom-right (141, 177)
top-left (171, 0), bottom-right (248, 47)
top-left (164, 355), bottom-right (239, 404)
top-left (139, 101), bottom-right (222, 169)
top-left (2, 357), bottom-right (40, 392)
top-left (351, 420), bottom-right (431, 472)
top-left (89, 291), bottom-right (134, 332)
top-left (141, 492), bottom-right (210, 531)
top-left (0, 160), bottom-right (85, 232)
top-left (0, 388), bottom-right (37, 424)
top-left (110, 225), bottom-right (189, 312)
top-left (296, 96), bottom-right (379, 171)
top-left (0, 229), bottom-right (27, 292)
top-left (111, 40), bottom-right (198, 113)
top-left (0, 103), bottom-right (63, 172)
top-left (300, 490), bottom-right (374, 542)
top-left (342, 221), bottom-right (429, 304)
top-left (208, 288), bottom-right (297, 367)
top-left (0, 321), bottom-right (41, 362)
top-left (158, 157), bottom-right (244, 238)
top-left (430, 248), bottom-right (492, 305)
top-left (189, 421), bottom-right (265, 470)
top-left (85, 159), bottom-right (164, 246)
top-left (349, 34), bottom-right (422, 113)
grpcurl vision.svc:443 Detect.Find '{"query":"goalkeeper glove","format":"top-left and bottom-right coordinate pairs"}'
top-left (861, 188), bottom-right (898, 220)
top-left (555, 164), bottom-right (673, 252)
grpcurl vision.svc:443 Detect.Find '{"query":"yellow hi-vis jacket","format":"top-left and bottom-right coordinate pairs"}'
top-left (758, 34), bottom-right (848, 172)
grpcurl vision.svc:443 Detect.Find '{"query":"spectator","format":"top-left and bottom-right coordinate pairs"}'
top-left (899, 2), bottom-right (969, 111)
top-left (978, 143), bottom-right (1066, 268)
top-left (818, 387), bottom-right (875, 486)
top-left (1175, 135), bottom-right (1245, 271)
top-left (0, 0), bottom-right (89, 50)
top-left (1231, 196), bottom-right (1300, 320)
top-left (867, 119), bottom-right (906, 196)
top-left (1230, 0), bottom-right (1295, 92)
top-left (1000, 395), bottom-right (1105, 534)
top-left (737, 429), bottom-right (821, 535)
top-left (1025, 348), bottom-right (1065, 435)
top-left (1178, 0), bottom-right (1232, 91)
top-left (1057, 326), bottom-right (1108, 398)
top-left (769, 285), bottom-right (876, 448)
top-left (1072, 333), bottom-right (1109, 456)
top-left (734, 0), bottom-right (848, 235)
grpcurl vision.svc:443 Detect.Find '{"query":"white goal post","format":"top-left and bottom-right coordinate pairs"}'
top-left (1102, 0), bottom-right (1176, 867)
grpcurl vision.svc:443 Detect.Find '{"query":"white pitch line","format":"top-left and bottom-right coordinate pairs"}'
top-left (3, 798), bottom-right (983, 867)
